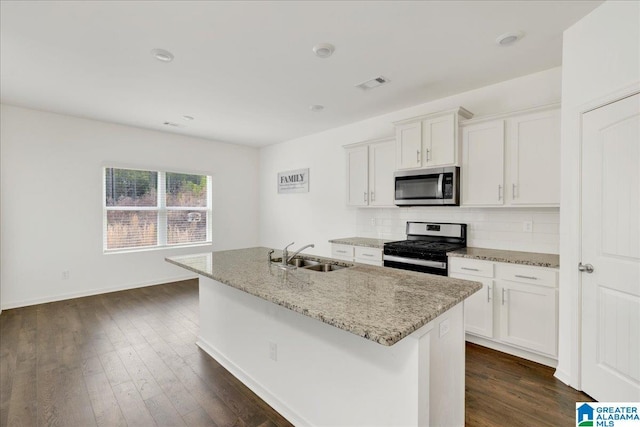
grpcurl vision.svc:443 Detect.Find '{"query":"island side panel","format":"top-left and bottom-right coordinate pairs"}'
top-left (198, 276), bottom-right (431, 426)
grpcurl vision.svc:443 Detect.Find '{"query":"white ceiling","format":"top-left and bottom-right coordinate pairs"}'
top-left (0, 0), bottom-right (602, 147)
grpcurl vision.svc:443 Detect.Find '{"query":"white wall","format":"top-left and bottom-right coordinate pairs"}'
top-left (0, 104), bottom-right (259, 309)
top-left (259, 67), bottom-right (562, 256)
top-left (556, 0), bottom-right (640, 387)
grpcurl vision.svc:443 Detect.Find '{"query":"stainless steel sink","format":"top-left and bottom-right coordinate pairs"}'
top-left (270, 256), bottom-right (350, 272)
top-left (302, 263), bottom-right (347, 272)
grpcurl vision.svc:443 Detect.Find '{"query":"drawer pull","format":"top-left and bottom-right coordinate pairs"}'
top-left (515, 274), bottom-right (538, 280)
top-left (461, 267), bottom-right (480, 271)
top-left (336, 250), bottom-right (347, 254)
top-left (362, 253), bottom-right (374, 257)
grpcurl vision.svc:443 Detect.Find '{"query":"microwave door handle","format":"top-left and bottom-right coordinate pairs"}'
top-left (436, 173), bottom-right (444, 199)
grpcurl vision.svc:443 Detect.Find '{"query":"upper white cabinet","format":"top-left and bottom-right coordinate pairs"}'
top-left (345, 137), bottom-right (395, 207)
top-left (509, 109), bottom-right (561, 205)
top-left (461, 105), bottom-right (560, 207)
top-left (394, 107), bottom-right (473, 170)
top-left (461, 120), bottom-right (505, 206)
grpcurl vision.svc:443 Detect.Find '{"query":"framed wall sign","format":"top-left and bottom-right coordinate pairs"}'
top-left (278, 168), bottom-right (309, 194)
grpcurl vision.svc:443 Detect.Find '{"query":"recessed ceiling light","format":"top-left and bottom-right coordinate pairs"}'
top-left (495, 31), bottom-right (524, 46)
top-left (182, 115), bottom-right (194, 121)
top-left (309, 105), bottom-right (324, 112)
top-left (151, 48), bottom-right (174, 62)
top-left (312, 43), bottom-right (335, 58)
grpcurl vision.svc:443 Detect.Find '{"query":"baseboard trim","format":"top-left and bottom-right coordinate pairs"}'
top-left (196, 338), bottom-right (307, 427)
top-left (0, 274), bottom-right (198, 310)
top-left (466, 334), bottom-right (558, 368)
top-left (553, 367), bottom-right (573, 386)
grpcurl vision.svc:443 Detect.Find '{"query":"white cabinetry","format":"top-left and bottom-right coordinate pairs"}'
top-left (331, 243), bottom-right (383, 266)
top-left (449, 257), bottom-right (558, 366)
top-left (461, 105), bottom-right (560, 207)
top-left (449, 259), bottom-right (494, 339)
top-left (345, 138), bottom-right (395, 207)
top-left (394, 107), bottom-right (473, 170)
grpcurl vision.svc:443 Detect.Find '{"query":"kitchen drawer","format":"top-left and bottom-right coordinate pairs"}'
top-left (497, 264), bottom-right (557, 288)
top-left (354, 246), bottom-right (382, 263)
top-left (449, 258), bottom-right (494, 278)
top-left (332, 244), bottom-right (354, 260)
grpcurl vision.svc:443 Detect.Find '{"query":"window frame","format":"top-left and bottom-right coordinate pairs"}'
top-left (103, 167), bottom-right (213, 253)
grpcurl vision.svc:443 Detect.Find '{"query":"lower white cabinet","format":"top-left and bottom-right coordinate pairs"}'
top-left (331, 243), bottom-right (382, 266)
top-left (449, 257), bottom-right (558, 365)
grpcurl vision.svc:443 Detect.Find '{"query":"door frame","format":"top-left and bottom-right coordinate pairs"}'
top-left (561, 82), bottom-right (640, 390)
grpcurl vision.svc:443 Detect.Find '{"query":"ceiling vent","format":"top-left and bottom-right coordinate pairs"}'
top-left (163, 121), bottom-right (184, 128)
top-left (355, 76), bottom-right (390, 91)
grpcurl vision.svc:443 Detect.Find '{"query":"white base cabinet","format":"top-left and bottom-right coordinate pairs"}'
top-left (331, 243), bottom-right (383, 266)
top-left (449, 257), bottom-right (558, 366)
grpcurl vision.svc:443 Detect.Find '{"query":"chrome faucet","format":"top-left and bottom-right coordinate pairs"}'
top-left (281, 242), bottom-right (315, 268)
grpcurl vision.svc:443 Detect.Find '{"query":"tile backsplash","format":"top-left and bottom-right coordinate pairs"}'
top-left (356, 207), bottom-right (560, 254)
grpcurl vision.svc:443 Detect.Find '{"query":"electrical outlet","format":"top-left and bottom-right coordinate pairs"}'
top-left (523, 221), bottom-right (533, 233)
top-left (439, 319), bottom-right (450, 337)
top-left (62, 270), bottom-right (70, 280)
top-left (268, 341), bottom-right (277, 361)
top-left (370, 217), bottom-right (376, 226)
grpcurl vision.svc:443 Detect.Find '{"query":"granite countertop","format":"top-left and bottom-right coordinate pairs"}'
top-left (447, 247), bottom-right (560, 268)
top-left (328, 237), bottom-right (392, 249)
top-left (166, 247), bottom-right (481, 347)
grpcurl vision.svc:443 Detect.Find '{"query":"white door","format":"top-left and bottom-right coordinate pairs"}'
top-left (346, 146), bottom-right (368, 206)
top-left (498, 280), bottom-right (557, 356)
top-left (461, 120), bottom-right (505, 206)
top-left (369, 139), bottom-right (395, 206)
top-left (423, 114), bottom-right (455, 167)
top-left (581, 93), bottom-right (640, 402)
top-left (395, 122), bottom-right (422, 169)
top-left (508, 109), bottom-right (561, 205)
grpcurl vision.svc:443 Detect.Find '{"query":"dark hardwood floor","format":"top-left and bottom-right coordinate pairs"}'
top-left (1, 279), bottom-right (592, 426)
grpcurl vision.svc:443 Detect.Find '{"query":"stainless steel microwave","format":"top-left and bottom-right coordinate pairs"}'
top-left (394, 166), bottom-right (460, 206)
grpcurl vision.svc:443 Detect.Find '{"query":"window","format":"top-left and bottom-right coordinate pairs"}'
top-left (104, 167), bottom-right (211, 251)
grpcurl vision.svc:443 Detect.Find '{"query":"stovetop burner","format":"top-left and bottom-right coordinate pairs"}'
top-left (385, 240), bottom-right (465, 252)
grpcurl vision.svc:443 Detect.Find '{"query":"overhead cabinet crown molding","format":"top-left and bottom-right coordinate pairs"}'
top-left (393, 107), bottom-right (474, 170)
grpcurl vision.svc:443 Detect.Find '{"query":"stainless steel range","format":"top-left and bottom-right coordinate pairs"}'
top-left (383, 222), bottom-right (467, 276)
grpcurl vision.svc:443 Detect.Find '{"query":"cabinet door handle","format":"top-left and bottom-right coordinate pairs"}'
top-left (512, 183), bottom-right (517, 199)
top-left (515, 274), bottom-right (537, 280)
top-left (461, 267), bottom-right (479, 271)
top-left (498, 185), bottom-right (503, 201)
top-left (501, 288), bottom-right (506, 305)
top-left (371, 191), bottom-right (375, 202)
top-left (364, 192), bottom-right (368, 202)
top-left (426, 148), bottom-right (430, 161)
top-left (416, 150), bottom-right (420, 163)
top-left (487, 285), bottom-right (492, 303)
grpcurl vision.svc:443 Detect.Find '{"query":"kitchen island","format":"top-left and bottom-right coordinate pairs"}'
top-left (166, 247), bottom-right (481, 426)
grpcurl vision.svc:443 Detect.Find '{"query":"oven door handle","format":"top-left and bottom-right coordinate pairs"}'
top-left (436, 173), bottom-right (444, 199)
top-left (383, 255), bottom-right (447, 269)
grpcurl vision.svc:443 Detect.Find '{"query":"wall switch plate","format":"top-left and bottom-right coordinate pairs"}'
top-left (370, 218), bottom-right (376, 226)
top-left (62, 270), bottom-right (70, 280)
top-left (439, 319), bottom-right (450, 337)
top-left (268, 341), bottom-right (277, 361)
top-left (523, 221), bottom-right (533, 233)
